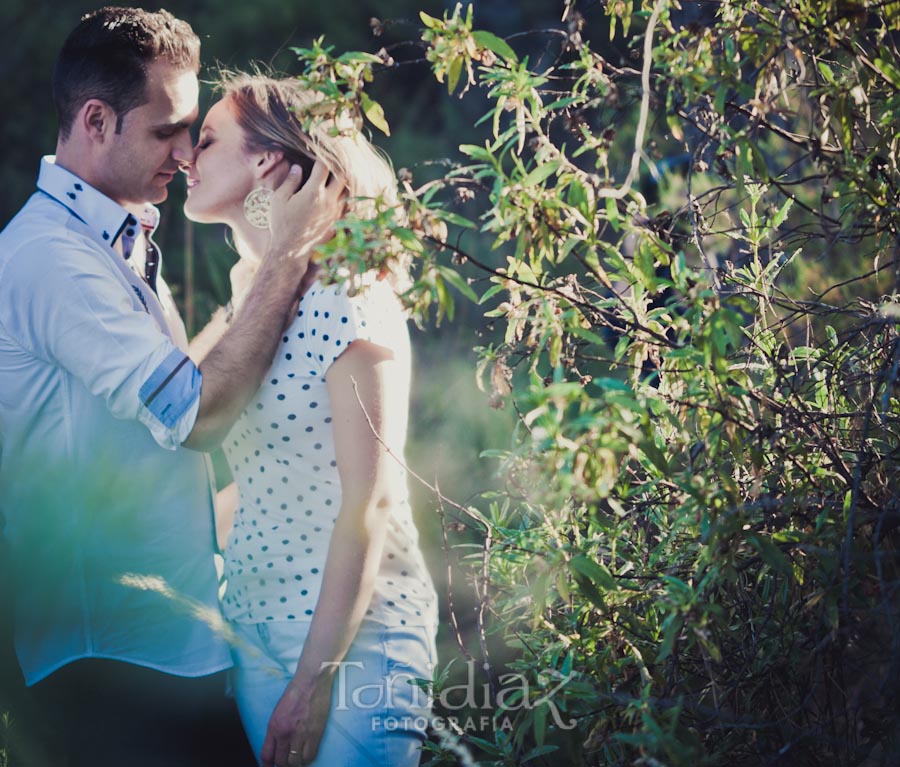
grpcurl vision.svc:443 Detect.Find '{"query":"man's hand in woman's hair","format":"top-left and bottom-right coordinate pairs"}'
top-left (266, 160), bottom-right (346, 268)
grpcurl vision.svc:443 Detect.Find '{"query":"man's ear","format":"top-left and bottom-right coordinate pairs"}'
top-left (254, 149), bottom-right (286, 183)
top-left (80, 99), bottom-right (117, 144)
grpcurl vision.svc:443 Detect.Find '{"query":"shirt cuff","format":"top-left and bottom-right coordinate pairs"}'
top-left (137, 349), bottom-right (202, 449)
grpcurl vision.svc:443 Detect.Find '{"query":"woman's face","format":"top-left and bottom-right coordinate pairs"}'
top-left (183, 97), bottom-right (258, 226)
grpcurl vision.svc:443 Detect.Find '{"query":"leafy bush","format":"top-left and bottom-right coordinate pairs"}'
top-left (292, 1), bottom-right (900, 764)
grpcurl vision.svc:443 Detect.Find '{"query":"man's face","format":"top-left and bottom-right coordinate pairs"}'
top-left (97, 59), bottom-right (199, 206)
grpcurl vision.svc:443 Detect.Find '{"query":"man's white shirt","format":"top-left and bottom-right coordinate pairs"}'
top-left (0, 157), bottom-right (230, 684)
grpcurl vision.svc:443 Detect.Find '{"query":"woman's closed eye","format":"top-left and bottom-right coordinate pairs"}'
top-left (190, 139), bottom-right (213, 162)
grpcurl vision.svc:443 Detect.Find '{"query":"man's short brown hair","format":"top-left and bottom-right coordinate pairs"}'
top-left (53, 7), bottom-right (200, 140)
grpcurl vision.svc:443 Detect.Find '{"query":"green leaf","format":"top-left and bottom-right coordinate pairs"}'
top-left (472, 30), bottom-right (518, 63)
top-left (437, 265), bottom-right (479, 303)
top-left (558, 236), bottom-right (580, 262)
top-left (640, 439), bottom-right (669, 474)
top-left (533, 703), bottom-right (548, 747)
top-left (459, 143), bottom-right (492, 161)
top-left (434, 273), bottom-right (453, 323)
top-left (437, 210), bottom-right (476, 229)
top-left (531, 568), bottom-right (551, 620)
top-left (447, 56), bottom-right (463, 94)
top-left (419, 11), bottom-right (440, 29)
top-left (522, 745), bottom-right (559, 762)
top-left (714, 83), bottom-right (727, 116)
top-left (887, 1), bottom-right (900, 29)
top-left (567, 179), bottom-right (591, 218)
top-left (544, 96), bottom-right (579, 110)
top-left (666, 111), bottom-right (684, 142)
top-left (605, 196), bottom-right (620, 230)
top-left (657, 614), bottom-right (682, 661)
top-left (569, 325), bottom-right (608, 347)
top-left (464, 736), bottom-right (505, 757)
top-left (771, 197), bottom-right (794, 229)
top-left (359, 93), bottom-right (390, 136)
top-left (463, 504), bottom-right (490, 527)
top-left (747, 534), bottom-right (795, 580)
top-left (633, 239), bottom-right (657, 290)
top-left (336, 51), bottom-right (382, 65)
top-left (478, 283), bottom-right (507, 304)
top-left (661, 575), bottom-right (693, 603)
top-left (874, 57), bottom-right (900, 88)
top-left (817, 61), bottom-right (835, 84)
top-left (570, 555), bottom-right (618, 591)
top-left (748, 140), bottom-right (770, 178)
top-left (570, 572), bottom-right (606, 611)
top-left (522, 160), bottom-right (561, 187)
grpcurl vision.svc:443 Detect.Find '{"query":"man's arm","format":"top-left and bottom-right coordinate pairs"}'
top-left (183, 162), bottom-right (343, 450)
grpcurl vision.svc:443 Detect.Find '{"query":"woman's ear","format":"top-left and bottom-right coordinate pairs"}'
top-left (253, 150), bottom-right (285, 183)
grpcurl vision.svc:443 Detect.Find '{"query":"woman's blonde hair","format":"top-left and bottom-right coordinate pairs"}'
top-left (219, 71), bottom-right (410, 291)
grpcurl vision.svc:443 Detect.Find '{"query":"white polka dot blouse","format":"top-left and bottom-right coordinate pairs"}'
top-left (220, 277), bottom-right (438, 629)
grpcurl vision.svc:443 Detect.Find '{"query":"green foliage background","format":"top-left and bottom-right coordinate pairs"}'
top-left (3, 1), bottom-right (900, 766)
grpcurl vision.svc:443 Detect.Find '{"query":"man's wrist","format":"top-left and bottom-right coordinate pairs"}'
top-left (252, 247), bottom-right (309, 287)
top-left (265, 237), bottom-right (315, 263)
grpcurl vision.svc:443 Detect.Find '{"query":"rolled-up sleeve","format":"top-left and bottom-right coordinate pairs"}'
top-left (0, 234), bottom-right (199, 449)
top-left (137, 348), bottom-right (202, 446)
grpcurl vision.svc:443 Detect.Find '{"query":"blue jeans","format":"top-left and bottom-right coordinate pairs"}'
top-left (229, 621), bottom-right (436, 766)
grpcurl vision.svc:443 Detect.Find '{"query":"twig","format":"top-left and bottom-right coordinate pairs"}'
top-left (347, 376), bottom-right (488, 530)
top-left (348, 376), bottom-right (498, 695)
top-left (434, 478), bottom-right (476, 661)
top-left (596, 0), bottom-right (663, 200)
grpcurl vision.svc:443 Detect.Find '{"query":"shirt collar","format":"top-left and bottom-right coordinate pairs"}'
top-left (36, 156), bottom-right (160, 247)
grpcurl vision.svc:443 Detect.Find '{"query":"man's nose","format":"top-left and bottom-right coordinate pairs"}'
top-left (171, 131), bottom-right (194, 166)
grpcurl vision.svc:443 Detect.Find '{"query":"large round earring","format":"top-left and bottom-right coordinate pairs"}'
top-left (243, 187), bottom-right (272, 229)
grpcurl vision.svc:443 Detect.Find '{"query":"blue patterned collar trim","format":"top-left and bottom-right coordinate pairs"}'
top-left (35, 156), bottom-right (159, 247)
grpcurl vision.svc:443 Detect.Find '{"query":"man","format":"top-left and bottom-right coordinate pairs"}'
top-left (0, 7), bottom-right (342, 765)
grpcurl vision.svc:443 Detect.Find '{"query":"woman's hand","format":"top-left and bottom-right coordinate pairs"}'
top-left (261, 671), bottom-right (334, 767)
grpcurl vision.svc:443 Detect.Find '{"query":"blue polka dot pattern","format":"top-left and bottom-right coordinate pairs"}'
top-left (220, 277), bottom-right (437, 629)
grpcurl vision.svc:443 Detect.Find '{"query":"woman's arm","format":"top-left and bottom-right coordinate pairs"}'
top-left (214, 481), bottom-right (239, 552)
top-left (189, 257), bottom-right (263, 363)
top-left (187, 305), bottom-right (230, 363)
top-left (261, 338), bottom-right (404, 767)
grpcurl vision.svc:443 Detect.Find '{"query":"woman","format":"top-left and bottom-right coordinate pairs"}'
top-left (184, 73), bottom-right (438, 767)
